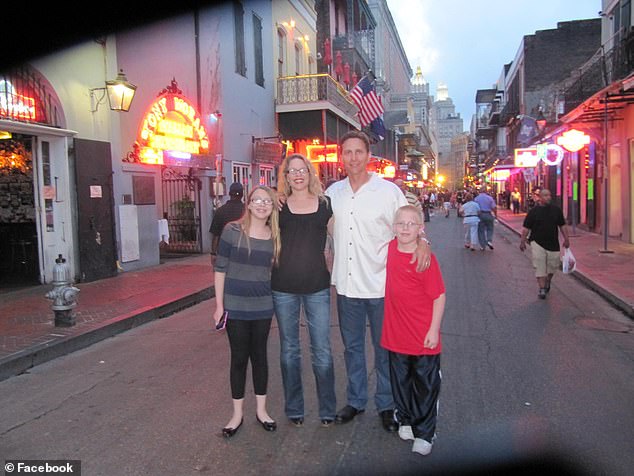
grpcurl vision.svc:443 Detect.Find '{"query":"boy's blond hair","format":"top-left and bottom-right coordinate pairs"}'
top-left (395, 204), bottom-right (424, 224)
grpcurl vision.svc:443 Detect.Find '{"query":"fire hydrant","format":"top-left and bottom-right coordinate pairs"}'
top-left (45, 254), bottom-right (80, 327)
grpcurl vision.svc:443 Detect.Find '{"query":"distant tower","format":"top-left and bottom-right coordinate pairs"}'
top-left (436, 82), bottom-right (449, 101)
top-left (412, 66), bottom-right (426, 87)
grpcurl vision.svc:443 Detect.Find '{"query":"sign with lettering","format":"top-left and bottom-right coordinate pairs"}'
top-left (0, 80), bottom-right (36, 121)
top-left (136, 90), bottom-right (209, 165)
top-left (514, 147), bottom-right (539, 167)
top-left (254, 140), bottom-right (284, 164)
top-left (306, 144), bottom-right (338, 163)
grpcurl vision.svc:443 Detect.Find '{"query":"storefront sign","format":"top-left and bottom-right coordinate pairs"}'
top-left (254, 140), bottom-right (284, 164)
top-left (0, 80), bottom-right (36, 121)
top-left (537, 143), bottom-right (564, 166)
top-left (514, 147), bottom-right (539, 167)
top-left (492, 169), bottom-right (511, 181)
top-left (136, 90), bottom-right (209, 165)
top-left (306, 144), bottom-right (338, 163)
top-left (557, 129), bottom-right (590, 152)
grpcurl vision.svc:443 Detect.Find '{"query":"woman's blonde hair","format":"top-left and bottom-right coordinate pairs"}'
top-left (238, 186), bottom-right (281, 266)
top-left (277, 153), bottom-right (325, 200)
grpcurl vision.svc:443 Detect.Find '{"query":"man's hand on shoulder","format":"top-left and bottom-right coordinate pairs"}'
top-left (410, 235), bottom-right (431, 272)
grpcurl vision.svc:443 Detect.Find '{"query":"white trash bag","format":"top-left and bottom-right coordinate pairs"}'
top-left (561, 247), bottom-right (576, 274)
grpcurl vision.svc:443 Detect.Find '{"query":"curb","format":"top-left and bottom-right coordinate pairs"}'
top-left (0, 286), bottom-right (214, 382)
top-left (497, 218), bottom-right (634, 319)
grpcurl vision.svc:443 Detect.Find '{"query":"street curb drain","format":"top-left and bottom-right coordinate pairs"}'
top-left (574, 316), bottom-right (632, 333)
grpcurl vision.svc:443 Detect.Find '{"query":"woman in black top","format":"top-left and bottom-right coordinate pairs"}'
top-left (271, 153), bottom-right (336, 427)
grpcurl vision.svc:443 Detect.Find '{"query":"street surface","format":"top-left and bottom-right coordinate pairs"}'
top-left (1, 211), bottom-right (633, 475)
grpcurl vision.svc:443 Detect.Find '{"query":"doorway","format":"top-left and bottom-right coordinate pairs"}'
top-left (0, 133), bottom-right (39, 290)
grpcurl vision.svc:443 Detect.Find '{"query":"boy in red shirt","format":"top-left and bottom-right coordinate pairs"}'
top-left (381, 205), bottom-right (446, 456)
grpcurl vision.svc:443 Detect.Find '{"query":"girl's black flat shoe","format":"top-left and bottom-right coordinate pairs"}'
top-left (222, 418), bottom-right (243, 438)
top-left (257, 416), bottom-right (277, 432)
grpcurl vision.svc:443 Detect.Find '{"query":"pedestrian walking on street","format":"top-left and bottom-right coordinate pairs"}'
top-left (213, 186), bottom-right (281, 438)
top-left (474, 188), bottom-right (497, 250)
top-left (442, 192), bottom-right (451, 218)
top-left (325, 131), bottom-right (432, 433)
top-left (394, 179), bottom-right (422, 212)
top-left (519, 188), bottom-right (570, 299)
top-left (511, 188), bottom-right (521, 215)
top-left (271, 154), bottom-right (337, 428)
top-left (209, 182), bottom-right (245, 256)
top-left (459, 193), bottom-right (480, 251)
top-left (381, 205), bottom-right (446, 456)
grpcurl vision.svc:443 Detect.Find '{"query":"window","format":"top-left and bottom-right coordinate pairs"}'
top-left (295, 42), bottom-right (302, 75)
top-left (253, 14), bottom-right (264, 86)
top-left (277, 28), bottom-right (286, 77)
top-left (233, 1), bottom-right (246, 76)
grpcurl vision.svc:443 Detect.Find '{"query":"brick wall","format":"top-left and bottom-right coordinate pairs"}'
top-left (524, 19), bottom-right (601, 91)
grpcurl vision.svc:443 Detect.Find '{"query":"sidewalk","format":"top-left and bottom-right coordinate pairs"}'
top-left (496, 208), bottom-right (634, 319)
top-left (0, 254), bottom-right (214, 381)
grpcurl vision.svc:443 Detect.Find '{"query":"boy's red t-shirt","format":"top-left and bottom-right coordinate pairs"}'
top-left (381, 239), bottom-right (445, 355)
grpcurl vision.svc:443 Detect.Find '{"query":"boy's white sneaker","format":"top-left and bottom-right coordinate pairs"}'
top-left (412, 438), bottom-right (433, 456)
top-left (398, 425), bottom-right (414, 441)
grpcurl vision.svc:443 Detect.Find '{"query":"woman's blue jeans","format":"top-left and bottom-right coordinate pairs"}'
top-left (273, 288), bottom-right (336, 420)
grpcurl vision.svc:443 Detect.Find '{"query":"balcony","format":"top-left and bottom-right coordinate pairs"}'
top-left (561, 28), bottom-right (634, 115)
top-left (276, 74), bottom-right (359, 127)
top-left (332, 29), bottom-right (375, 72)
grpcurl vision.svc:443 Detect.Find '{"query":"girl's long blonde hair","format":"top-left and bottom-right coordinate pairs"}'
top-left (238, 186), bottom-right (281, 266)
top-left (277, 153), bottom-right (325, 201)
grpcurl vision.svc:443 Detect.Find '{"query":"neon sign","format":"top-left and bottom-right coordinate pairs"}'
top-left (514, 147), bottom-right (539, 167)
top-left (537, 143), bottom-right (564, 166)
top-left (306, 144), bottom-right (338, 163)
top-left (492, 169), bottom-right (511, 181)
top-left (557, 129), bottom-right (591, 152)
top-left (0, 80), bottom-right (36, 121)
top-left (137, 92), bottom-right (209, 165)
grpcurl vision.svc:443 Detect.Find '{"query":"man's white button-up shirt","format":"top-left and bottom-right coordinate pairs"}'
top-left (326, 173), bottom-right (407, 298)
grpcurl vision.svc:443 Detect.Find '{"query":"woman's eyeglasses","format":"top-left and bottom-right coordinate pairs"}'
top-left (287, 168), bottom-right (308, 175)
top-left (251, 198), bottom-right (274, 205)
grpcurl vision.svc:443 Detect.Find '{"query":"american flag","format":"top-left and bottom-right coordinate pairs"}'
top-left (349, 75), bottom-right (384, 127)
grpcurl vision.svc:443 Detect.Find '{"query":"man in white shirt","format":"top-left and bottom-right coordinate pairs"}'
top-left (326, 131), bottom-right (431, 432)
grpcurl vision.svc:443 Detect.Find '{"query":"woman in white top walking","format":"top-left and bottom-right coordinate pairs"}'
top-left (459, 193), bottom-right (480, 251)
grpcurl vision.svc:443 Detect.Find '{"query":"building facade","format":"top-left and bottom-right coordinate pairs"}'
top-left (432, 83), bottom-right (464, 186)
top-left (0, 1), bottom-right (277, 287)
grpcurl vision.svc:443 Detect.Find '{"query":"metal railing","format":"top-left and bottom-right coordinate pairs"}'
top-left (561, 28), bottom-right (634, 114)
top-left (276, 74), bottom-right (358, 119)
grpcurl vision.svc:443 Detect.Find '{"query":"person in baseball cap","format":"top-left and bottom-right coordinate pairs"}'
top-left (229, 182), bottom-right (244, 198)
top-left (210, 183), bottom-right (245, 254)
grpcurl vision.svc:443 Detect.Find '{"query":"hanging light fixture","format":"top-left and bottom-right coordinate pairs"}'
top-left (90, 69), bottom-right (137, 112)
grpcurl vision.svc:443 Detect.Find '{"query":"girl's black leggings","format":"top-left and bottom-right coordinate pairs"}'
top-left (226, 318), bottom-right (272, 399)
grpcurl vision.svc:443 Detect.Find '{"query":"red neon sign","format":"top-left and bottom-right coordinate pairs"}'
top-left (306, 144), bottom-right (338, 163)
top-left (0, 81), bottom-right (36, 121)
top-left (136, 90), bottom-right (209, 165)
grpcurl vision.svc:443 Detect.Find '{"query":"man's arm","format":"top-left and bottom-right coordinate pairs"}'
top-left (559, 224), bottom-right (570, 249)
top-left (519, 227), bottom-right (530, 251)
top-left (410, 230), bottom-right (432, 272)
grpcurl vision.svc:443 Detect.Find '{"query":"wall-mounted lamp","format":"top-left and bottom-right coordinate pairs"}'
top-left (90, 69), bottom-right (137, 112)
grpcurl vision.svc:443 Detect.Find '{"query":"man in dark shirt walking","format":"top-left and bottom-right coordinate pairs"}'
top-left (519, 189), bottom-right (570, 299)
top-left (209, 182), bottom-right (245, 255)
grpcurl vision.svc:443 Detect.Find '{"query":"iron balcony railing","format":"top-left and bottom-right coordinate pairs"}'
top-left (561, 28), bottom-right (634, 114)
top-left (332, 29), bottom-right (376, 71)
top-left (276, 74), bottom-right (358, 119)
